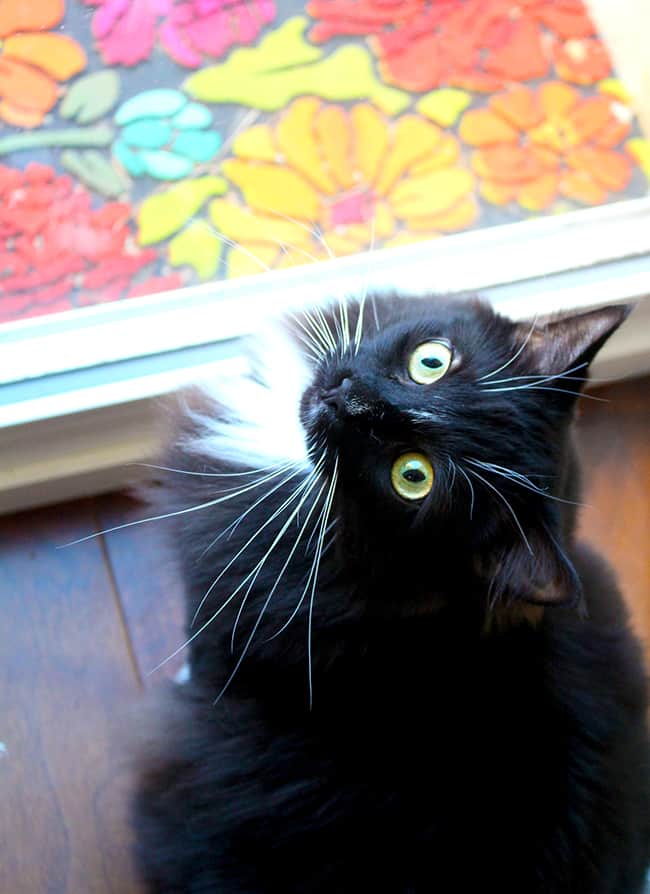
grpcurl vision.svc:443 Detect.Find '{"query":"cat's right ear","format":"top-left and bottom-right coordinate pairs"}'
top-left (516, 304), bottom-right (632, 377)
top-left (483, 515), bottom-right (583, 610)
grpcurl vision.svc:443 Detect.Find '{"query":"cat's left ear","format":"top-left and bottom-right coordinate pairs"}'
top-left (518, 304), bottom-right (632, 376)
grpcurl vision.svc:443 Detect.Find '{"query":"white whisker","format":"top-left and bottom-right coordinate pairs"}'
top-left (456, 464), bottom-right (475, 520)
top-left (314, 305), bottom-right (337, 353)
top-left (480, 361), bottom-right (589, 392)
top-left (291, 313), bottom-right (328, 358)
top-left (198, 464), bottom-right (307, 561)
top-left (258, 204), bottom-right (336, 260)
top-left (370, 295), bottom-right (380, 332)
top-left (230, 475), bottom-right (328, 653)
top-left (482, 384), bottom-right (607, 401)
top-left (132, 461), bottom-right (287, 479)
top-left (447, 457), bottom-right (457, 494)
top-left (268, 237), bottom-right (321, 265)
top-left (295, 331), bottom-right (323, 360)
top-left (307, 455), bottom-right (338, 709)
top-left (305, 308), bottom-right (335, 355)
top-left (149, 461), bottom-right (324, 674)
top-left (267, 488), bottom-right (332, 641)
top-left (466, 459), bottom-right (584, 507)
top-left (191, 458), bottom-right (324, 626)
top-left (354, 218), bottom-right (376, 355)
top-left (481, 361), bottom-right (589, 387)
top-left (467, 467), bottom-right (533, 555)
top-left (60, 462), bottom-right (298, 547)
top-left (477, 315), bottom-right (538, 382)
top-left (213, 469), bottom-right (328, 703)
top-left (191, 219), bottom-right (272, 272)
top-left (213, 107), bottom-right (260, 159)
top-left (339, 297), bottom-right (350, 353)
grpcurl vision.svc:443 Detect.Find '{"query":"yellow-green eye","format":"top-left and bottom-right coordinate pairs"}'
top-left (391, 452), bottom-right (434, 501)
top-left (408, 341), bottom-right (452, 384)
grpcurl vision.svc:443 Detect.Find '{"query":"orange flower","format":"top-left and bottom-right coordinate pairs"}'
top-left (459, 82), bottom-right (634, 210)
top-left (308, 0), bottom-right (610, 93)
top-left (554, 37), bottom-right (611, 85)
top-left (209, 98), bottom-right (478, 278)
top-left (0, 0), bottom-right (86, 127)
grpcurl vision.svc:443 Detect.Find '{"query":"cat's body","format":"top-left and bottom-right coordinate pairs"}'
top-left (134, 295), bottom-right (650, 893)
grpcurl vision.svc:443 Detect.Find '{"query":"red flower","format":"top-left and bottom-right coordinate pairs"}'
top-left (307, 0), bottom-right (611, 92)
top-left (0, 163), bottom-right (181, 323)
top-left (84, 0), bottom-right (276, 68)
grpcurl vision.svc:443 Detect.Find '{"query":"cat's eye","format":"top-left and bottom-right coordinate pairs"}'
top-left (391, 452), bottom-right (434, 501)
top-left (408, 341), bottom-right (452, 384)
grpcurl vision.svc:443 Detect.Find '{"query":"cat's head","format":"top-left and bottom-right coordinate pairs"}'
top-left (296, 295), bottom-right (629, 612)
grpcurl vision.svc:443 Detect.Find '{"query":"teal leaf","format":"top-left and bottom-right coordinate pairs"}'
top-left (140, 150), bottom-right (193, 179)
top-left (113, 139), bottom-right (146, 176)
top-left (121, 120), bottom-right (173, 149)
top-left (60, 70), bottom-right (120, 124)
top-left (172, 131), bottom-right (221, 162)
top-left (115, 89), bottom-right (186, 126)
top-left (172, 103), bottom-right (212, 130)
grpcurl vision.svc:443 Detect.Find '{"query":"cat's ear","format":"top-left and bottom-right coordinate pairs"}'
top-left (517, 304), bottom-right (632, 376)
top-left (486, 521), bottom-right (582, 608)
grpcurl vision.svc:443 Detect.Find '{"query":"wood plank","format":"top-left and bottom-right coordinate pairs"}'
top-left (95, 494), bottom-right (185, 686)
top-left (0, 500), bottom-right (144, 894)
top-left (576, 375), bottom-right (650, 659)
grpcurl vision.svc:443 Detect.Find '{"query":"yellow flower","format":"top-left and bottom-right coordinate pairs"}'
top-left (210, 98), bottom-right (478, 278)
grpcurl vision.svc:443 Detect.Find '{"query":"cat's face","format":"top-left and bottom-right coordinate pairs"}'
top-left (296, 295), bottom-right (628, 607)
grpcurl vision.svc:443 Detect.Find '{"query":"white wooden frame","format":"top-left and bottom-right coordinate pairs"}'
top-left (1, 197), bottom-right (649, 513)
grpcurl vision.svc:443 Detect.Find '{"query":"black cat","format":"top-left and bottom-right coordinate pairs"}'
top-left (133, 295), bottom-right (650, 893)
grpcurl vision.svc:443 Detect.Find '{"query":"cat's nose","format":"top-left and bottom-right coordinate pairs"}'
top-left (321, 377), bottom-right (352, 417)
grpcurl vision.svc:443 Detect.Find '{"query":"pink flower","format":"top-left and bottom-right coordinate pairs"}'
top-left (161, 0), bottom-right (276, 68)
top-left (84, 0), bottom-right (276, 68)
top-left (84, 0), bottom-right (171, 67)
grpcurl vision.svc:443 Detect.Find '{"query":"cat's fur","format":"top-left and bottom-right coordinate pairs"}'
top-left (133, 295), bottom-right (650, 893)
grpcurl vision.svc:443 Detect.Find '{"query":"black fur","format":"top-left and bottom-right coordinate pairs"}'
top-left (133, 295), bottom-right (649, 893)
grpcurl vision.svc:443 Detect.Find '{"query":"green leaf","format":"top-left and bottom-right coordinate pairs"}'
top-left (185, 17), bottom-right (409, 115)
top-left (138, 176), bottom-right (228, 245)
top-left (61, 150), bottom-right (129, 198)
top-left (0, 125), bottom-right (113, 156)
top-left (60, 71), bottom-right (120, 124)
top-left (416, 89), bottom-right (472, 127)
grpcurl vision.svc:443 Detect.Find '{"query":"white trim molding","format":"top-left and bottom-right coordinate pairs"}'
top-left (1, 196), bottom-right (650, 386)
top-left (1, 196), bottom-right (649, 514)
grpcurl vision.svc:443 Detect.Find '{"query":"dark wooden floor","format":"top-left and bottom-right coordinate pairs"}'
top-left (1, 376), bottom-right (649, 894)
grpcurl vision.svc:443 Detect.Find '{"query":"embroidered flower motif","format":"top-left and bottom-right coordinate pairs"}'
top-left (113, 89), bottom-right (222, 180)
top-left (83, 0), bottom-right (276, 68)
top-left (0, 163), bottom-right (181, 322)
top-left (159, 0), bottom-right (276, 68)
top-left (307, 0), bottom-right (610, 92)
top-left (0, 0), bottom-right (87, 127)
top-left (208, 98), bottom-right (478, 278)
top-left (459, 82), bottom-right (634, 209)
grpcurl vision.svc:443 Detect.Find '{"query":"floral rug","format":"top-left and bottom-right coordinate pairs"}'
top-left (0, 0), bottom-right (648, 323)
